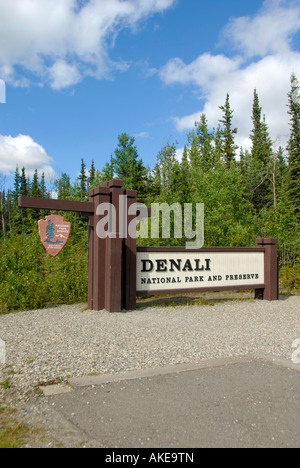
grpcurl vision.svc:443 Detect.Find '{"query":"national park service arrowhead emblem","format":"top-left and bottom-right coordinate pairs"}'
top-left (38, 215), bottom-right (71, 257)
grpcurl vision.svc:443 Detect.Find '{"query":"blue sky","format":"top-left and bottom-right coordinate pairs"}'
top-left (0, 0), bottom-right (300, 191)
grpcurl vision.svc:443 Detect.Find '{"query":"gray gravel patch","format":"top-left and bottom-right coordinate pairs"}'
top-left (0, 296), bottom-right (299, 402)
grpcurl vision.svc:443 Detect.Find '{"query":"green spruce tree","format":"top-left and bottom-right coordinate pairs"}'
top-left (219, 93), bottom-right (238, 167)
top-left (287, 73), bottom-right (300, 215)
top-left (113, 133), bottom-right (147, 192)
top-left (188, 114), bottom-right (214, 172)
top-left (153, 142), bottom-right (178, 194)
top-left (88, 160), bottom-right (96, 190)
top-left (248, 89), bottom-right (273, 211)
top-left (9, 167), bottom-right (22, 232)
top-left (56, 173), bottom-right (72, 200)
top-left (29, 170), bottom-right (42, 220)
top-left (101, 155), bottom-right (115, 184)
top-left (20, 167), bottom-right (28, 197)
top-left (76, 158), bottom-right (88, 200)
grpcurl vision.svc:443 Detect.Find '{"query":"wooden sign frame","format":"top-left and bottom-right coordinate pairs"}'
top-left (19, 180), bottom-right (279, 312)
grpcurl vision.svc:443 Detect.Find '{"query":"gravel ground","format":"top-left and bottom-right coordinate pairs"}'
top-left (0, 295), bottom-right (299, 403)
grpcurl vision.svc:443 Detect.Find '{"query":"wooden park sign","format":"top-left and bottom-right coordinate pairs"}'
top-left (19, 179), bottom-right (279, 312)
top-left (38, 215), bottom-right (71, 257)
top-left (136, 248), bottom-right (265, 294)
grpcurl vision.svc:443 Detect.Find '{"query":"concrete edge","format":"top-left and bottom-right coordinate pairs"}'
top-left (39, 384), bottom-right (74, 397)
top-left (253, 353), bottom-right (300, 372)
top-left (68, 355), bottom-right (255, 388)
top-left (68, 354), bottom-right (300, 389)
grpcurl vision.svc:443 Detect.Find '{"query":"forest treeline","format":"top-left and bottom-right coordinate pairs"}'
top-left (0, 75), bottom-right (299, 312)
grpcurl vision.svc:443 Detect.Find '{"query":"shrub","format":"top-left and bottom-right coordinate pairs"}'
top-left (0, 227), bottom-right (88, 313)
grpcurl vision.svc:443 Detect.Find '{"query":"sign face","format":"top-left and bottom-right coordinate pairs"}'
top-left (38, 215), bottom-right (71, 257)
top-left (137, 251), bottom-right (265, 293)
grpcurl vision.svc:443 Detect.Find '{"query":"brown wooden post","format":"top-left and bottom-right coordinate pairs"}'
top-left (89, 185), bottom-right (110, 311)
top-left (87, 214), bottom-right (94, 310)
top-left (256, 238), bottom-right (278, 301)
top-left (103, 180), bottom-right (125, 312)
top-left (124, 189), bottom-right (137, 310)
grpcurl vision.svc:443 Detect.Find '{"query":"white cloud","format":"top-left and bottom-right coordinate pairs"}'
top-left (49, 60), bottom-right (82, 90)
top-left (172, 53), bottom-right (300, 150)
top-left (0, 134), bottom-right (56, 180)
top-left (159, 0), bottom-right (300, 151)
top-left (160, 53), bottom-right (240, 90)
top-left (134, 132), bottom-right (150, 139)
top-left (0, 0), bottom-right (176, 89)
top-left (223, 0), bottom-right (300, 58)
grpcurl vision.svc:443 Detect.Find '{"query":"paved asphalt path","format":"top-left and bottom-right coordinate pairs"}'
top-left (41, 355), bottom-right (300, 449)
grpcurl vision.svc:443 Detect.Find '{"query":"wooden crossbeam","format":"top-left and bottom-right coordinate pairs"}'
top-left (18, 196), bottom-right (94, 214)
